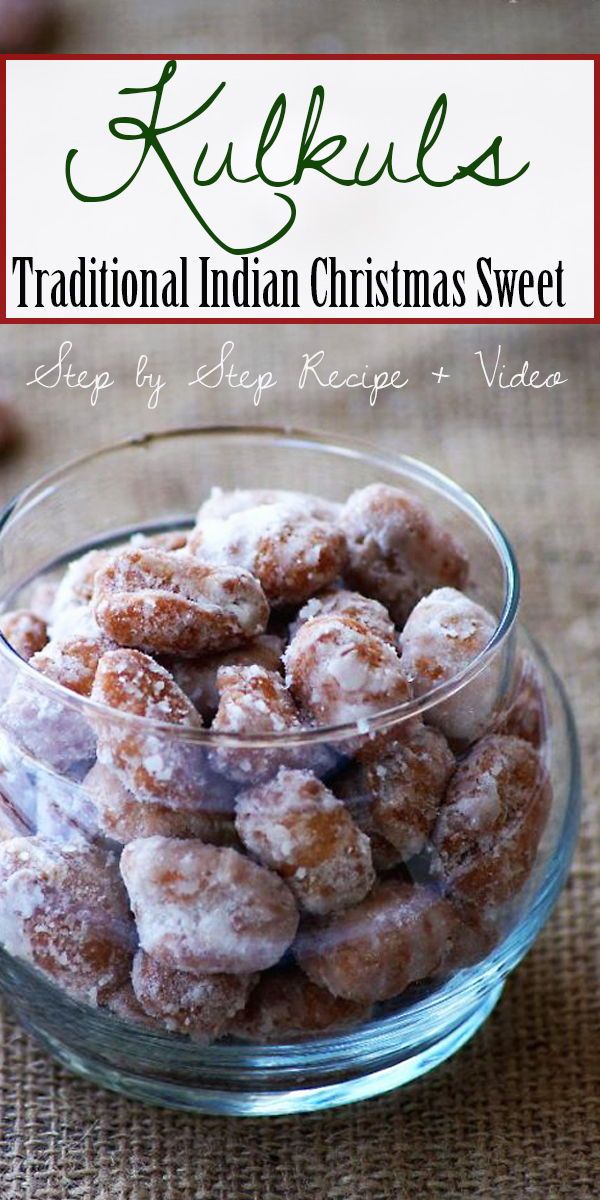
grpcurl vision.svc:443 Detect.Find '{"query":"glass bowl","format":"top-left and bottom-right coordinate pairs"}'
top-left (0, 426), bottom-right (580, 1116)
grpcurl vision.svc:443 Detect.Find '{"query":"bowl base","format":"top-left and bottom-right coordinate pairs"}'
top-left (21, 982), bottom-right (504, 1116)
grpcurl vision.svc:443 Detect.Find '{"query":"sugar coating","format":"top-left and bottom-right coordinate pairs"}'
top-left (0, 835), bottom-right (134, 1003)
top-left (93, 547), bottom-right (269, 657)
top-left (336, 724), bottom-right (455, 861)
top-left (291, 588), bottom-right (397, 646)
top-left (129, 529), bottom-right (189, 552)
top-left (0, 635), bottom-right (111, 770)
top-left (48, 546), bottom-right (112, 643)
top-left (165, 633), bottom-right (284, 720)
top-left (232, 965), bottom-right (371, 1042)
top-left (120, 836), bottom-right (299, 974)
top-left (188, 502), bottom-right (347, 607)
top-left (131, 948), bottom-right (254, 1040)
top-left (49, 603), bottom-right (102, 643)
top-left (330, 770), bottom-right (405, 873)
top-left (284, 613), bottom-right (411, 729)
top-left (198, 487), bottom-right (341, 523)
top-left (401, 587), bottom-right (502, 742)
top-left (236, 768), bottom-right (375, 915)
top-left (295, 879), bottom-right (456, 1003)
top-left (432, 733), bottom-right (551, 910)
top-left (214, 664), bottom-right (299, 738)
top-left (27, 578), bottom-right (59, 623)
top-left (340, 484), bottom-right (469, 625)
top-left (92, 649), bottom-right (208, 810)
top-left (49, 540), bottom-right (188, 638)
top-left (0, 609), bottom-right (48, 661)
top-left (93, 648), bottom-right (202, 722)
top-left (83, 762), bottom-right (238, 847)
top-left (54, 548), bottom-right (115, 609)
top-left (105, 980), bottom-right (163, 1030)
top-left (31, 635), bottom-right (112, 695)
top-left (50, 549), bottom-right (115, 638)
top-left (495, 652), bottom-right (547, 748)
top-left (211, 664), bottom-right (306, 783)
top-left (34, 772), bottom-right (100, 845)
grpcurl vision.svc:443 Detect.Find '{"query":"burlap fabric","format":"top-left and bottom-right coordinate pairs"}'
top-left (0, 3), bottom-right (598, 1196)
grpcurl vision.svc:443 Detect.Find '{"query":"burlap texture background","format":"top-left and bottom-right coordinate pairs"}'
top-left (0, 2), bottom-right (599, 1197)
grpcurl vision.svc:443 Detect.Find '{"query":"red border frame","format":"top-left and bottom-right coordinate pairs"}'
top-left (0, 53), bottom-right (597, 325)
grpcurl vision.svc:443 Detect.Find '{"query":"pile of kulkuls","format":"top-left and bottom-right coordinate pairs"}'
top-left (0, 484), bottom-right (550, 1043)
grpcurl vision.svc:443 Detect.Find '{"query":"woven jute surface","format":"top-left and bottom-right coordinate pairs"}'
top-left (0, 2), bottom-right (599, 1196)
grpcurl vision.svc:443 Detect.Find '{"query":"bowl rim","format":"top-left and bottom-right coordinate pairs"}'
top-left (0, 424), bottom-right (521, 746)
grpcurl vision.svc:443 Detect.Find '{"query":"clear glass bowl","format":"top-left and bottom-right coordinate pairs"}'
top-left (0, 426), bottom-right (580, 1115)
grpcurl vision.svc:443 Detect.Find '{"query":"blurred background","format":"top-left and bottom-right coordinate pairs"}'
top-left (0, 0), bottom-right (599, 54)
top-left (0, 4), bottom-right (598, 1200)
